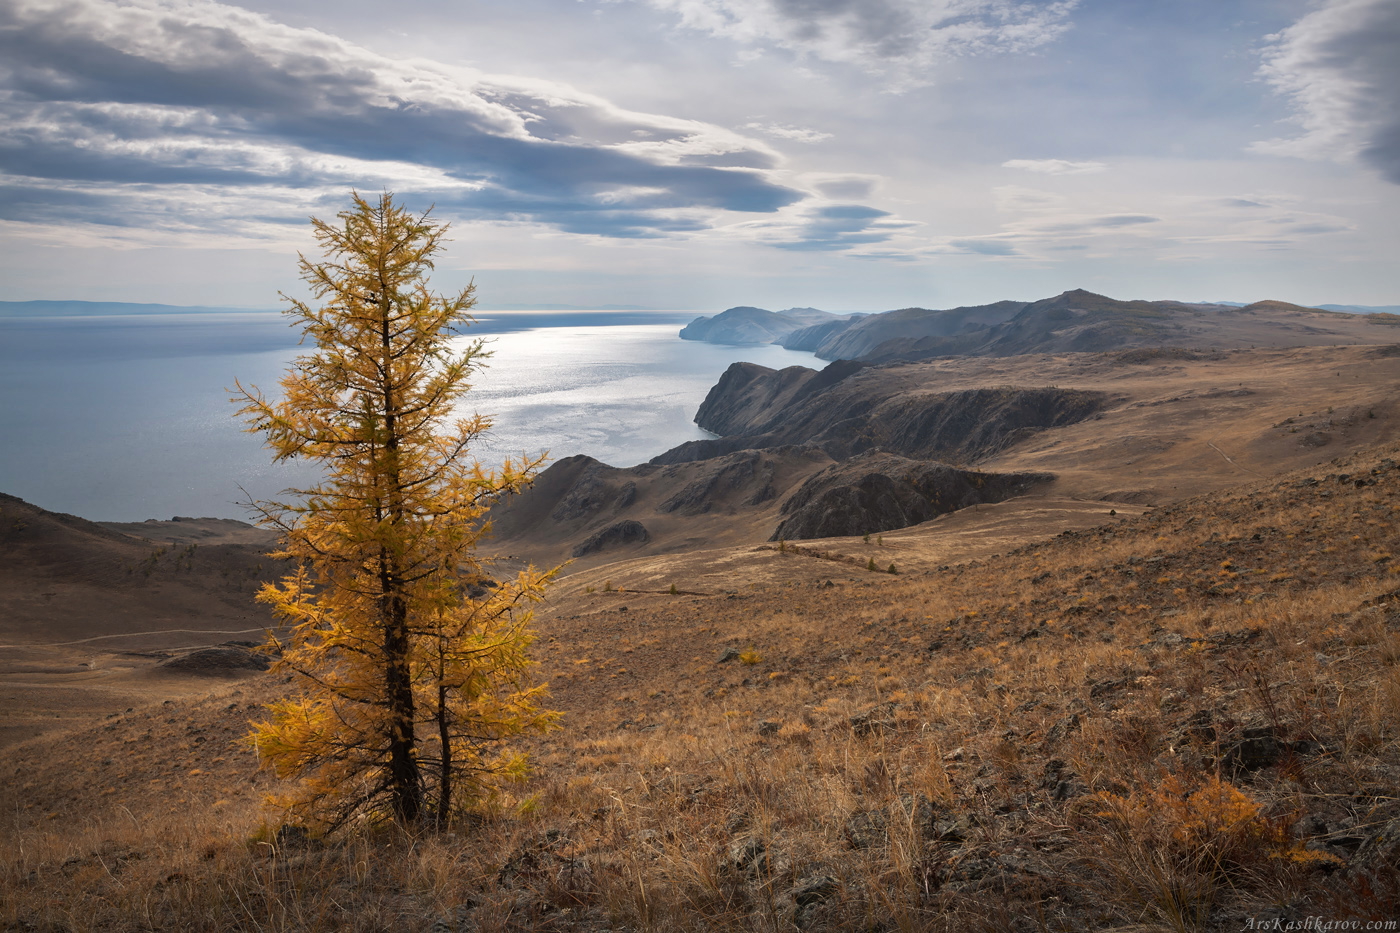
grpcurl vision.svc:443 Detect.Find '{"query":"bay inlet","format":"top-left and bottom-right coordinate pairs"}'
top-left (0, 309), bottom-right (817, 522)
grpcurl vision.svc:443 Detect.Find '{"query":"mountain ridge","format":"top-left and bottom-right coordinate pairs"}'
top-left (679, 305), bottom-right (853, 346)
top-left (681, 289), bottom-right (1399, 361)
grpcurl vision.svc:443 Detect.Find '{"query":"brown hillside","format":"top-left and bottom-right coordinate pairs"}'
top-left (0, 495), bottom-right (285, 747)
top-left (5, 438), bottom-right (1400, 929)
top-left (488, 343), bottom-right (1400, 566)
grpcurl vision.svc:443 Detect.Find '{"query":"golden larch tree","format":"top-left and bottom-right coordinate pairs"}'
top-left (235, 191), bottom-right (558, 829)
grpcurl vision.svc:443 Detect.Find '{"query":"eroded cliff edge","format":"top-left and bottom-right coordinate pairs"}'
top-left (687, 358), bottom-right (1105, 464)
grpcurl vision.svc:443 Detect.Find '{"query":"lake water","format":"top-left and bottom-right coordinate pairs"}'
top-left (0, 311), bottom-right (817, 522)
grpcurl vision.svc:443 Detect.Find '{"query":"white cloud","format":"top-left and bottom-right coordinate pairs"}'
top-left (745, 122), bottom-right (834, 143)
top-left (641, 0), bottom-right (1079, 87)
top-left (1254, 0), bottom-right (1400, 184)
top-left (1001, 158), bottom-right (1107, 175)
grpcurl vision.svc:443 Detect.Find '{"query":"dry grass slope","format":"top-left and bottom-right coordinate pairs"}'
top-left (6, 437), bottom-right (1400, 931)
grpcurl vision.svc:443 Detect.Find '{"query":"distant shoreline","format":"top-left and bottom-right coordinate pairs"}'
top-left (0, 299), bottom-right (705, 318)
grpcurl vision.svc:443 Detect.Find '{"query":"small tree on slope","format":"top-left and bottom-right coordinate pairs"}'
top-left (235, 191), bottom-right (558, 829)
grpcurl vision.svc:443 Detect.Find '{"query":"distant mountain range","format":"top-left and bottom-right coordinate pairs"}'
top-left (681, 289), bottom-right (1400, 361)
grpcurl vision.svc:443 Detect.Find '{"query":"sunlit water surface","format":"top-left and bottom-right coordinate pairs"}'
top-left (0, 311), bottom-right (816, 521)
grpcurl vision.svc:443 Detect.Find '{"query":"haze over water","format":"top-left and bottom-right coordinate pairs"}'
top-left (0, 310), bottom-right (817, 523)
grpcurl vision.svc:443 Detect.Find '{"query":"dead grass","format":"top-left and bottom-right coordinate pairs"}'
top-left (7, 444), bottom-right (1400, 930)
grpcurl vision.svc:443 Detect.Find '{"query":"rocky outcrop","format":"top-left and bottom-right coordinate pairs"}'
top-left (157, 645), bottom-right (270, 675)
top-left (693, 359), bottom-right (868, 439)
top-left (771, 453), bottom-right (1052, 540)
top-left (694, 361), bottom-right (1105, 465)
top-left (679, 306), bottom-right (845, 346)
top-left (485, 446), bottom-right (833, 564)
top-left (496, 455), bottom-right (653, 534)
top-left (658, 450), bottom-right (780, 515)
top-left (571, 520), bottom-right (650, 557)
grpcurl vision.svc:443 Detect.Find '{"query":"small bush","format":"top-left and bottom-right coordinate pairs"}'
top-left (1094, 774), bottom-right (1341, 888)
top-left (739, 648), bottom-right (762, 666)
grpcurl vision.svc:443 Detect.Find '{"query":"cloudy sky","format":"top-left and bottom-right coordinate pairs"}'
top-left (0, 0), bottom-right (1396, 310)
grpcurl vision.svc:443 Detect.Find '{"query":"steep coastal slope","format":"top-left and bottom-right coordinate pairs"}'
top-left (486, 446), bottom-right (832, 567)
top-left (689, 359), bottom-right (1104, 462)
top-left (691, 344), bottom-right (1400, 498)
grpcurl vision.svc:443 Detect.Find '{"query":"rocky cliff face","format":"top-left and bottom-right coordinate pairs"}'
top-left (693, 359), bottom-right (1105, 464)
top-left (690, 359), bottom-right (868, 437)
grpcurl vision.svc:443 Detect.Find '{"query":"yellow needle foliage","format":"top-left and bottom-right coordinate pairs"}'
top-left (235, 191), bottom-right (559, 831)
